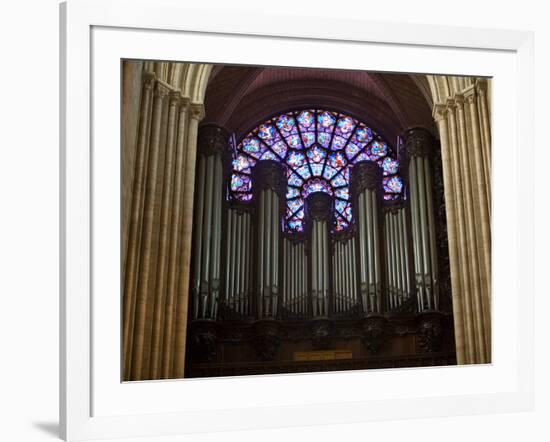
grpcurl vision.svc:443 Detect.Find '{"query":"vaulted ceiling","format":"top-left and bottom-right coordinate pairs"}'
top-left (203, 64), bottom-right (436, 148)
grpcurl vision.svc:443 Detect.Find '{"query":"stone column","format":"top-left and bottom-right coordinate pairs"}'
top-left (351, 161), bottom-right (383, 315)
top-left (172, 102), bottom-right (205, 378)
top-left (433, 89), bottom-right (491, 364)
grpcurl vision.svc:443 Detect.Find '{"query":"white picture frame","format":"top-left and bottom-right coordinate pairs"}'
top-left (60, 0), bottom-right (534, 440)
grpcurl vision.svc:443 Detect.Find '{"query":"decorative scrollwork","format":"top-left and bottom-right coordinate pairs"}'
top-left (310, 319), bottom-right (333, 350)
top-left (417, 312), bottom-right (444, 353)
top-left (251, 160), bottom-right (287, 198)
top-left (402, 127), bottom-right (434, 158)
top-left (252, 320), bottom-right (281, 361)
top-left (305, 192), bottom-right (333, 222)
top-left (361, 315), bottom-right (387, 355)
top-left (197, 124), bottom-right (229, 157)
top-left (188, 320), bottom-right (218, 363)
top-left (350, 160), bottom-right (383, 195)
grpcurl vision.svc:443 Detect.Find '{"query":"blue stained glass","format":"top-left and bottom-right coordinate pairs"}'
top-left (311, 163), bottom-right (324, 176)
top-left (287, 198), bottom-right (303, 214)
top-left (297, 110), bottom-right (314, 129)
top-left (287, 134), bottom-right (302, 148)
top-left (234, 193), bottom-right (252, 202)
top-left (343, 205), bottom-right (353, 221)
top-left (307, 145), bottom-right (326, 163)
top-left (276, 114), bottom-right (295, 133)
top-left (322, 165), bottom-right (338, 180)
top-left (370, 140), bottom-right (388, 157)
top-left (242, 137), bottom-right (261, 154)
top-left (335, 187), bottom-right (350, 200)
top-left (288, 173), bottom-right (303, 186)
top-left (287, 151), bottom-right (305, 168)
top-left (286, 187), bottom-right (300, 199)
top-left (355, 126), bottom-right (373, 143)
top-left (336, 116), bottom-right (355, 134)
top-left (332, 136), bottom-right (347, 150)
top-left (296, 165), bottom-right (312, 180)
top-left (302, 132), bottom-right (315, 148)
top-left (231, 108), bottom-right (400, 230)
top-left (318, 132), bottom-right (331, 148)
top-left (233, 154), bottom-right (251, 172)
top-left (261, 150), bottom-right (278, 161)
top-left (288, 218), bottom-right (304, 231)
top-left (318, 111), bottom-right (336, 129)
top-left (335, 216), bottom-right (349, 231)
top-left (258, 124), bottom-right (276, 140)
top-left (384, 194), bottom-right (400, 201)
top-left (231, 174), bottom-right (251, 192)
top-left (381, 157), bottom-right (399, 175)
top-left (384, 176), bottom-right (403, 193)
top-left (331, 173), bottom-right (347, 187)
top-left (329, 151), bottom-right (347, 168)
top-left (345, 142), bottom-right (360, 159)
top-left (334, 199), bottom-right (347, 213)
top-left (271, 141), bottom-right (287, 158)
top-left (303, 179), bottom-right (332, 198)
top-left (353, 151), bottom-right (371, 163)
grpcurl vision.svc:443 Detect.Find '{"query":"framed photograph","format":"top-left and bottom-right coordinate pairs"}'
top-left (60, 0), bottom-right (534, 440)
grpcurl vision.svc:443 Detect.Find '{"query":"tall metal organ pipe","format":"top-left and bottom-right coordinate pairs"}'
top-left (352, 161), bottom-right (383, 314)
top-left (403, 128), bottom-right (440, 311)
top-left (190, 125), bottom-right (229, 320)
top-left (252, 161), bottom-right (285, 319)
top-left (306, 192), bottom-right (332, 318)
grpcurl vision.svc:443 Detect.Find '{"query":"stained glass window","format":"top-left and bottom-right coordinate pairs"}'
top-left (230, 109), bottom-right (403, 233)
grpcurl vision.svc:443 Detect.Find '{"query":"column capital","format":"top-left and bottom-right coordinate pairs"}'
top-left (142, 71), bottom-right (156, 90)
top-left (402, 127), bottom-right (434, 158)
top-left (189, 103), bottom-right (206, 121)
top-left (197, 124), bottom-right (229, 157)
top-left (153, 81), bottom-right (170, 98)
top-left (433, 104), bottom-right (447, 123)
top-left (475, 78), bottom-right (488, 96)
top-left (445, 98), bottom-right (456, 116)
top-left (178, 96), bottom-right (191, 110)
top-left (453, 93), bottom-right (465, 108)
top-left (463, 84), bottom-right (477, 104)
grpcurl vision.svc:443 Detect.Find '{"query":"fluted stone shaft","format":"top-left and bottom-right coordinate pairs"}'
top-left (122, 65), bottom-right (207, 381)
top-left (433, 79), bottom-right (492, 364)
top-left (403, 129), bottom-right (440, 313)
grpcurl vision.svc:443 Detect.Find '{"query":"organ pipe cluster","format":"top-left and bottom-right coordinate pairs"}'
top-left (282, 239), bottom-right (308, 317)
top-left (190, 126), bottom-right (227, 320)
top-left (352, 162), bottom-right (383, 314)
top-left (332, 239), bottom-right (358, 316)
top-left (404, 128), bottom-right (440, 311)
top-left (224, 209), bottom-right (252, 316)
top-left (256, 188), bottom-right (281, 318)
top-left (383, 208), bottom-right (411, 309)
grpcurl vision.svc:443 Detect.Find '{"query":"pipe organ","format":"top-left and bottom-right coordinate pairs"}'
top-left (188, 124), bottom-right (450, 365)
top-left (404, 128), bottom-right (440, 312)
top-left (190, 125), bottom-right (226, 320)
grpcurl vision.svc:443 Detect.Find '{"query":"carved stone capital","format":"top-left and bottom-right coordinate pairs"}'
top-left (251, 160), bottom-right (287, 197)
top-left (432, 104), bottom-right (447, 123)
top-left (402, 127), bottom-right (434, 158)
top-left (153, 81), bottom-right (170, 99)
top-left (463, 85), bottom-right (477, 104)
top-left (189, 103), bottom-right (206, 121)
top-left (305, 191), bottom-right (333, 222)
top-left (350, 160), bottom-right (383, 196)
top-left (475, 78), bottom-right (488, 96)
top-left (142, 71), bottom-right (156, 90)
top-left (197, 124), bottom-right (229, 157)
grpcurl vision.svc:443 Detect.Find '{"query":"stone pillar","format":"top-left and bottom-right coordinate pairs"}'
top-left (252, 161), bottom-right (286, 319)
top-left (402, 129), bottom-right (440, 313)
top-left (433, 82), bottom-right (491, 364)
top-left (351, 161), bottom-right (383, 315)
